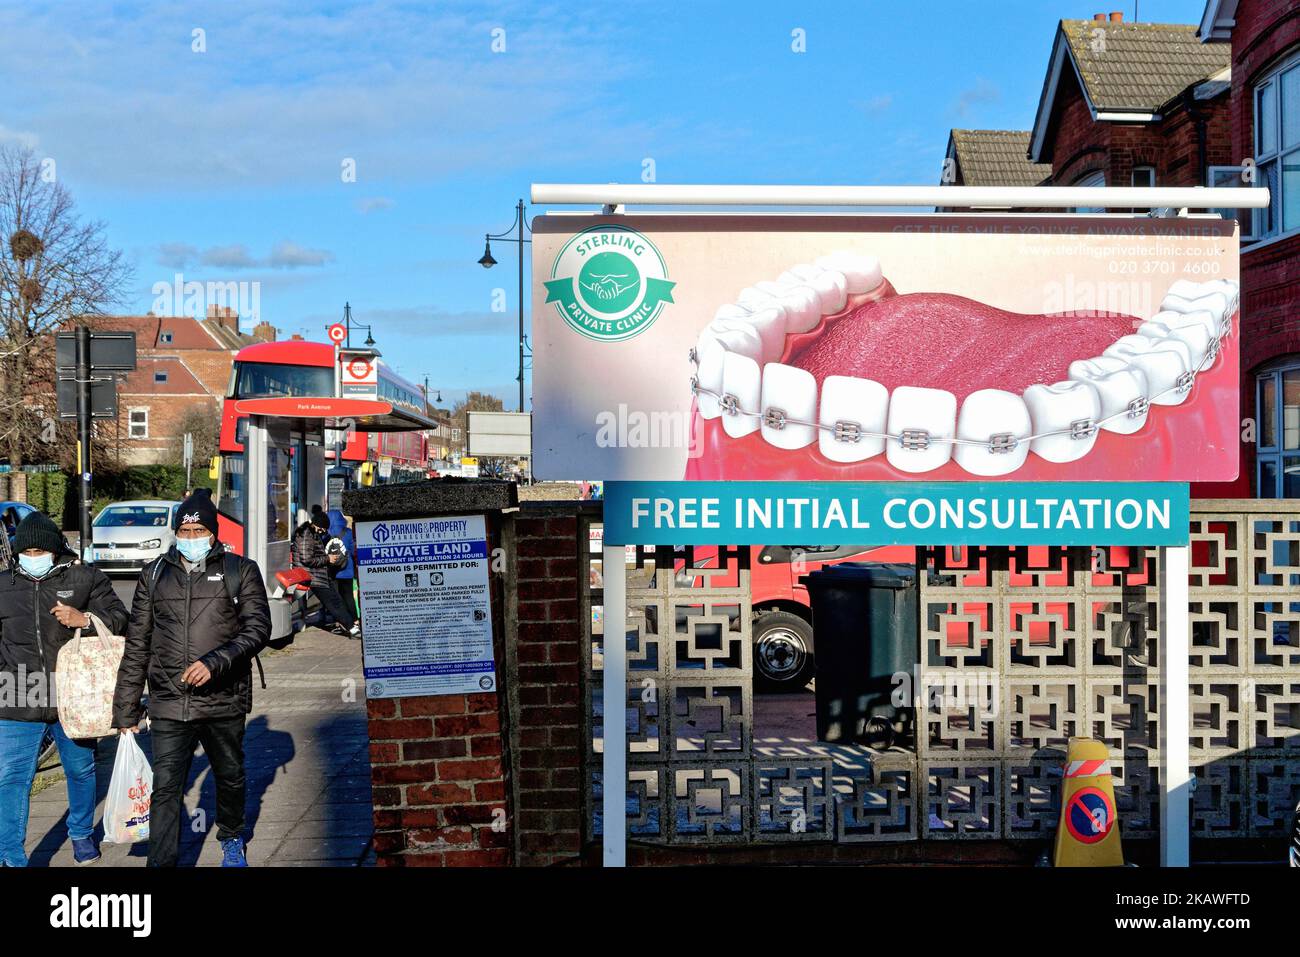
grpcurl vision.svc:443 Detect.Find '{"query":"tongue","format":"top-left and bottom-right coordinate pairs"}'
top-left (788, 293), bottom-right (1137, 401)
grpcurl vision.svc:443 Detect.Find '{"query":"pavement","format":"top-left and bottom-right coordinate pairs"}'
top-left (25, 575), bottom-right (375, 867)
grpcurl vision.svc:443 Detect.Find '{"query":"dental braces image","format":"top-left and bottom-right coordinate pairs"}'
top-left (687, 270), bottom-right (1237, 472)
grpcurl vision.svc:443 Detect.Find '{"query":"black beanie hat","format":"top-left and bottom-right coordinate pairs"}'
top-left (175, 488), bottom-right (219, 536)
top-left (15, 511), bottom-right (68, 555)
top-left (311, 509), bottom-right (330, 530)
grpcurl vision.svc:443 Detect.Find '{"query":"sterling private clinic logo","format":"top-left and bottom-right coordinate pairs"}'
top-left (546, 225), bottom-right (675, 342)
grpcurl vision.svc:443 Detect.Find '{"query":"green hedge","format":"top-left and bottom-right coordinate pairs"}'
top-left (23, 466), bottom-right (215, 528)
top-left (24, 472), bottom-right (69, 527)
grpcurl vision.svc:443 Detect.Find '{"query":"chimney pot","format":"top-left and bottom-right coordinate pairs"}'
top-left (1093, 12), bottom-right (1106, 20)
top-left (1109, 11), bottom-right (1122, 21)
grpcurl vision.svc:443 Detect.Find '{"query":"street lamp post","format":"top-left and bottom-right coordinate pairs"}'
top-left (478, 199), bottom-right (530, 413)
top-left (339, 301), bottom-right (376, 350)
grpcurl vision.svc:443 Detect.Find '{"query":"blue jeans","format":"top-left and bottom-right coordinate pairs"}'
top-left (0, 719), bottom-right (98, 866)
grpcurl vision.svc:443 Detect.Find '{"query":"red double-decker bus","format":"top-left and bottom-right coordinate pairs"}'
top-left (216, 339), bottom-right (432, 550)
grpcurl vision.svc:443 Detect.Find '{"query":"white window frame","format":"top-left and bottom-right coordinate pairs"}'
top-left (1253, 49), bottom-right (1300, 240)
top-left (1207, 164), bottom-right (1260, 242)
top-left (1071, 169), bottom-right (1106, 212)
top-left (159, 331), bottom-right (173, 344)
top-left (1131, 166), bottom-right (1156, 188)
top-left (128, 408), bottom-right (149, 440)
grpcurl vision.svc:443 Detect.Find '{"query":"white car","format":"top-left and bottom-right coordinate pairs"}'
top-left (92, 500), bottom-right (180, 573)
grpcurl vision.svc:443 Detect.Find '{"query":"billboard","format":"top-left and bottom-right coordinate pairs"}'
top-left (467, 411), bottom-right (532, 457)
top-left (532, 214), bottom-right (1239, 483)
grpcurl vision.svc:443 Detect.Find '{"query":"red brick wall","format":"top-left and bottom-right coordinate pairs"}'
top-left (366, 692), bottom-right (511, 866)
top-left (365, 516), bottom-right (514, 866)
top-left (1045, 66), bottom-right (1232, 188)
top-left (1227, 0), bottom-right (1300, 494)
top-left (510, 504), bottom-right (587, 866)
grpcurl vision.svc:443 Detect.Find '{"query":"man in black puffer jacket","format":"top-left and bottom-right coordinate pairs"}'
top-left (0, 511), bottom-right (127, 867)
top-left (112, 489), bottom-right (270, 867)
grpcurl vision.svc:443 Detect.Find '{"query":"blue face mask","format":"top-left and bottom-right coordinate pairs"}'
top-left (177, 537), bottom-right (212, 563)
top-left (18, 552), bottom-right (54, 579)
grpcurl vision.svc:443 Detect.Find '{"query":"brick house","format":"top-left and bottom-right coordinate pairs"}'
top-left (938, 130), bottom-right (1052, 210)
top-left (939, 9), bottom-right (1300, 497)
top-left (1026, 15), bottom-right (1232, 193)
top-left (1199, 0), bottom-right (1300, 498)
top-left (98, 307), bottom-right (270, 465)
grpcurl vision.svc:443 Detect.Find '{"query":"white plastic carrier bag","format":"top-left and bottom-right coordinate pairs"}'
top-left (103, 732), bottom-right (152, 845)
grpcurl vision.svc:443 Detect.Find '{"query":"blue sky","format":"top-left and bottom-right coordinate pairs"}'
top-left (0, 0), bottom-right (1211, 407)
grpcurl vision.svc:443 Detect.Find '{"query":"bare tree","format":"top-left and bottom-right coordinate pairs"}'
top-left (0, 146), bottom-right (131, 466)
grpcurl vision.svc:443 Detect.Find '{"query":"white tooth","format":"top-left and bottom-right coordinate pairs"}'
top-left (736, 285), bottom-right (779, 309)
top-left (954, 389), bottom-right (1031, 476)
top-left (1151, 308), bottom-right (1219, 343)
top-left (1023, 381), bottom-right (1101, 462)
top-left (885, 386), bottom-right (956, 473)
top-left (1137, 313), bottom-right (1213, 368)
top-left (818, 375), bottom-right (888, 462)
top-left (760, 363), bottom-right (818, 449)
top-left (736, 305), bottom-right (787, 364)
top-left (720, 352), bottom-right (761, 438)
top-left (695, 334), bottom-right (727, 419)
top-left (772, 283), bottom-right (823, 334)
top-left (1067, 356), bottom-right (1150, 434)
top-left (815, 252), bottom-right (883, 294)
top-left (1103, 334), bottom-right (1192, 406)
top-left (781, 264), bottom-right (848, 314)
top-left (695, 323), bottom-right (761, 419)
top-left (1169, 278), bottom-right (1238, 312)
top-left (713, 302), bottom-right (753, 322)
top-left (1161, 291), bottom-right (1231, 335)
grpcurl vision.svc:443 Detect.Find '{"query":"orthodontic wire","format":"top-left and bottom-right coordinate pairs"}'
top-left (687, 306), bottom-right (1233, 455)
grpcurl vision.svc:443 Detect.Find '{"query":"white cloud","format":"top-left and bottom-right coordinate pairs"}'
top-left (156, 240), bottom-right (334, 270)
top-left (356, 196), bottom-right (396, 214)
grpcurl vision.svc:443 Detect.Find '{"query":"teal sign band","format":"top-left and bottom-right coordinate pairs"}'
top-left (603, 481), bottom-right (1191, 546)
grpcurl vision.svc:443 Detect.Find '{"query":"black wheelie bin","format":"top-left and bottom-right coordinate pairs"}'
top-left (800, 562), bottom-right (919, 747)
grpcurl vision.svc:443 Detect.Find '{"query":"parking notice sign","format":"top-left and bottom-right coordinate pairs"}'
top-left (355, 514), bottom-right (495, 698)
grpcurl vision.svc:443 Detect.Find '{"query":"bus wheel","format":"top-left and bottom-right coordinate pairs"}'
top-left (752, 611), bottom-right (814, 692)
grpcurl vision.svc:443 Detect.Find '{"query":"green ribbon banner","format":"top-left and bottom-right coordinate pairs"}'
top-left (545, 276), bottom-right (675, 339)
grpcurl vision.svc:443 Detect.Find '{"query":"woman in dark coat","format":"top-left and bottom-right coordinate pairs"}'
top-left (0, 511), bottom-right (128, 867)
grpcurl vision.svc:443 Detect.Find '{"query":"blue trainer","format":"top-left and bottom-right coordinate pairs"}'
top-left (71, 837), bottom-right (100, 865)
top-left (221, 837), bottom-right (248, 867)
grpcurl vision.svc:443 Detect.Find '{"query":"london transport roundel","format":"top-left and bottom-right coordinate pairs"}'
top-left (348, 357), bottom-right (372, 380)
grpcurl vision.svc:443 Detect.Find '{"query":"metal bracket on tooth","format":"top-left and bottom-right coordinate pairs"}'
top-left (1069, 418), bottom-right (1097, 440)
top-left (1176, 372), bottom-right (1194, 394)
top-left (763, 407), bottom-right (788, 431)
top-left (688, 375), bottom-right (700, 396)
top-left (832, 421), bottom-right (862, 444)
top-left (987, 433), bottom-right (1018, 454)
top-left (1219, 316), bottom-right (1231, 336)
top-left (687, 347), bottom-right (698, 365)
top-left (899, 429), bottom-right (931, 451)
top-left (719, 393), bottom-right (740, 416)
top-left (1127, 396), bottom-right (1150, 418)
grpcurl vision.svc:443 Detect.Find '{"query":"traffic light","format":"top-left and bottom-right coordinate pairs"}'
top-left (209, 455), bottom-right (221, 481)
top-left (359, 461), bottom-right (376, 486)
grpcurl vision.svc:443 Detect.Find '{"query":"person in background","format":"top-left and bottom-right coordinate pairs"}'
top-left (293, 509), bottom-right (358, 638)
top-left (112, 489), bottom-right (271, 867)
top-left (0, 511), bottom-right (128, 867)
top-left (326, 509), bottom-right (358, 626)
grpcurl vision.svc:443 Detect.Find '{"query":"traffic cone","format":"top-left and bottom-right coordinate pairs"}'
top-left (1052, 736), bottom-right (1124, 867)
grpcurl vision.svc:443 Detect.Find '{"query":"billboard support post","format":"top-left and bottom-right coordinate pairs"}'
top-left (602, 542), bottom-right (627, 867)
top-left (1159, 542), bottom-right (1191, 867)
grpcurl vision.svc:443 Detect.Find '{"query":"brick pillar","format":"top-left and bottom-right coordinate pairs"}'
top-left (344, 480), bottom-right (518, 866)
top-left (507, 502), bottom-right (590, 865)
